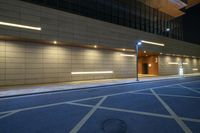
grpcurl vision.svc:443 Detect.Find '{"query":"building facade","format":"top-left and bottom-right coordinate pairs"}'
top-left (0, 0), bottom-right (200, 86)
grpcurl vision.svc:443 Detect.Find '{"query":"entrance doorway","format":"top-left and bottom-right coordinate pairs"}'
top-left (143, 63), bottom-right (148, 74)
top-left (138, 51), bottom-right (159, 77)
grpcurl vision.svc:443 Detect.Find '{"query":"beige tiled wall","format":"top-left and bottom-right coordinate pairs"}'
top-left (0, 0), bottom-right (200, 86)
top-left (1, 40), bottom-right (199, 86)
top-left (158, 56), bottom-right (200, 76)
top-left (0, 40), bottom-right (136, 86)
top-left (0, 0), bottom-right (200, 57)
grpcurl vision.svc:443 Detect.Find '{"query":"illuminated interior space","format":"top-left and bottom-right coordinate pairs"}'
top-left (138, 51), bottom-right (159, 76)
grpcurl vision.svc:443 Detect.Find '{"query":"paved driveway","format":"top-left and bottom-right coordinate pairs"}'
top-left (0, 77), bottom-right (200, 133)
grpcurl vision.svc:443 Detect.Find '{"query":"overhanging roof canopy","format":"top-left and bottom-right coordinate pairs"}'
top-left (140, 0), bottom-right (200, 17)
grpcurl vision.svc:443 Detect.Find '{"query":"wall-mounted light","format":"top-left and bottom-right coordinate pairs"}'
top-left (71, 71), bottom-right (113, 75)
top-left (168, 62), bottom-right (179, 65)
top-left (192, 68), bottom-right (198, 71)
top-left (0, 21), bottom-right (41, 31)
top-left (122, 49), bottom-right (126, 51)
top-left (120, 54), bottom-right (135, 57)
top-left (168, 62), bottom-right (188, 65)
top-left (141, 40), bottom-right (165, 47)
top-left (148, 64), bottom-right (152, 67)
top-left (94, 45), bottom-right (97, 48)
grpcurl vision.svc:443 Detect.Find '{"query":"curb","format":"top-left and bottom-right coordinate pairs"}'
top-left (0, 75), bottom-right (199, 99)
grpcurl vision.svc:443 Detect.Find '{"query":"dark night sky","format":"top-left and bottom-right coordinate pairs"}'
top-left (182, 4), bottom-right (200, 45)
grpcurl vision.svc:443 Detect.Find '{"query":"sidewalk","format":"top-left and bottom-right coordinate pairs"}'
top-left (0, 73), bottom-right (200, 97)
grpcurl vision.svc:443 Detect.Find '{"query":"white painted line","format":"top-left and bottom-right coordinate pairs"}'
top-left (181, 117), bottom-right (200, 123)
top-left (181, 80), bottom-right (200, 85)
top-left (67, 97), bottom-right (104, 103)
top-left (67, 102), bottom-right (93, 108)
top-left (0, 101), bottom-right (69, 115)
top-left (67, 102), bottom-right (200, 123)
top-left (178, 84), bottom-right (200, 94)
top-left (0, 111), bottom-right (19, 120)
top-left (1, 94), bottom-right (199, 125)
top-left (133, 92), bottom-right (200, 99)
top-left (0, 80), bottom-right (199, 115)
top-left (99, 106), bottom-right (172, 119)
top-left (151, 89), bottom-right (192, 133)
top-left (69, 96), bottom-right (107, 133)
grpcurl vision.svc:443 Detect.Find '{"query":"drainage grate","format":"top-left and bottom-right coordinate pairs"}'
top-left (102, 119), bottom-right (127, 133)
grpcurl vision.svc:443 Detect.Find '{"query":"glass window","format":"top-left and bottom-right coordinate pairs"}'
top-left (22, 0), bottom-right (182, 40)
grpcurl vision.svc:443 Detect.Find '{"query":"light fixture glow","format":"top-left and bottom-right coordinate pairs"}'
top-left (120, 54), bottom-right (135, 57)
top-left (141, 40), bottom-right (165, 46)
top-left (148, 64), bottom-right (152, 67)
top-left (94, 45), bottom-right (97, 48)
top-left (0, 21), bottom-right (41, 31)
top-left (168, 62), bottom-right (188, 65)
top-left (179, 68), bottom-right (184, 76)
top-left (53, 41), bottom-right (57, 44)
top-left (137, 41), bottom-right (142, 46)
top-left (122, 49), bottom-right (126, 51)
top-left (166, 28), bottom-right (170, 32)
top-left (71, 71), bottom-right (113, 75)
top-left (192, 68), bottom-right (198, 71)
top-left (168, 62), bottom-right (179, 65)
top-left (144, 51), bottom-right (146, 53)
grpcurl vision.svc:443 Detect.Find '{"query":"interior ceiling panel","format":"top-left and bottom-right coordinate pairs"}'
top-left (140, 0), bottom-right (199, 17)
top-left (187, 0), bottom-right (200, 8)
top-left (140, 0), bottom-right (186, 17)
